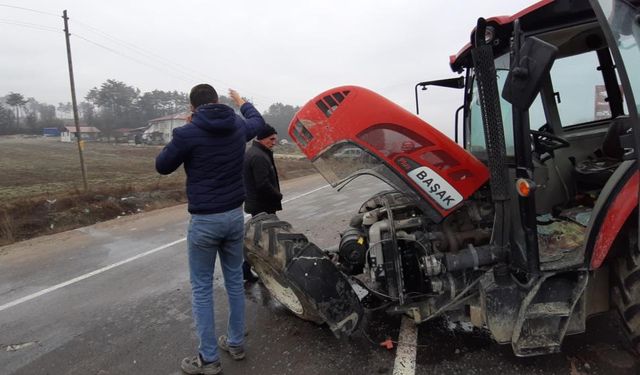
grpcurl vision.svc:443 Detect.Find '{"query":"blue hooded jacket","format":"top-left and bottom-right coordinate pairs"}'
top-left (155, 102), bottom-right (265, 214)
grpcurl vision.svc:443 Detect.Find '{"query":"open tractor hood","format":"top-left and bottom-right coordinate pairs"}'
top-left (288, 86), bottom-right (489, 222)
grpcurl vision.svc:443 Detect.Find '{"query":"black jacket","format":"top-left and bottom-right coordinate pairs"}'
top-left (243, 141), bottom-right (282, 215)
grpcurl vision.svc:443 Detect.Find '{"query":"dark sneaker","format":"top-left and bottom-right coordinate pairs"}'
top-left (218, 335), bottom-right (246, 360)
top-left (243, 262), bottom-right (259, 283)
top-left (180, 354), bottom-right (222, 375)
top-left (244, 272), bottom-right (259, 283)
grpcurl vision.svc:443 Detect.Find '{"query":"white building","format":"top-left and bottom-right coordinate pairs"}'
top-left (60, 126), bottom-right (102, 142)
top-left (142, 112), bottom-right (190, 144)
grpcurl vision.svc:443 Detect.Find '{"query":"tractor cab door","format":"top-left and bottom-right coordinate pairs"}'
top-left (591, 0), bottom-right (640, 253)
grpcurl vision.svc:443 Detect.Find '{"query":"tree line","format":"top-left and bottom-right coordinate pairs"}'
top-left (0, 92), bottom-right (60, 135)
top-left (0, 79), bottom-right (299, 140)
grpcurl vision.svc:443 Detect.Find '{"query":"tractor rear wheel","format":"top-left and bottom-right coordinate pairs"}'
top-left (611, 219), bottom-right (640, 353)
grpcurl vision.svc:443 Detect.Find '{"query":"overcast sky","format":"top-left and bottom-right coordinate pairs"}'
top-left (1, 0), bottom-right (536, 135)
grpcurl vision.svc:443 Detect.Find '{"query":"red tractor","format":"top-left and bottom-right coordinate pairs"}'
top-left (244, 0), bottom-right (640, 356)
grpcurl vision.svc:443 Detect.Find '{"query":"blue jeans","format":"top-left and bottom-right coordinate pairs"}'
top-left (187, 207), bottom-right (245, 362)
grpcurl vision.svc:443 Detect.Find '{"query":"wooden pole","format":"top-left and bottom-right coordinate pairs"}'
top-left (63, 10), bottom-right (88, 192)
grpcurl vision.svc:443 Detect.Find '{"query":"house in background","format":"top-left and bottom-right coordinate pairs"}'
top-left (60, 125), bottom-right (101, 142)
top-left (114, 127), bottom-right (148, 143)
top-left (142, 112), bottom-right (190, 144)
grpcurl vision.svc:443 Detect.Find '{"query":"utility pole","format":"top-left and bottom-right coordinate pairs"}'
top-left (63, 10), bottom-right (88, 192)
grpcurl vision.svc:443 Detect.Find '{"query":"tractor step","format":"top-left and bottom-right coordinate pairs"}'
top-left (525, 302), bottom-right (572, 318)
top-left (516, 337), bottom-right (561, 352)
top-left (511, 271), bottom-right (588, 356)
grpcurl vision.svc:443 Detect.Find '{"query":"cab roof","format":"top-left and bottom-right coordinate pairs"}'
top-left (449, 0), bottom-right (595, 72)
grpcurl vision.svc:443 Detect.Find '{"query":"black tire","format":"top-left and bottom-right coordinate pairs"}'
top-left (244, 213), bottom-right (324, 323)
top-left (611, 219), bottom-right (640, 353)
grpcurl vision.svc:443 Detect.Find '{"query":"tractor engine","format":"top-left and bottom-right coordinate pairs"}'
top-left (338, 188), bottom-right (494, 305)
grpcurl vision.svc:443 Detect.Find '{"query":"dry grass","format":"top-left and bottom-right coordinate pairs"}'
top-left (0, 136), bottom-right (183, 202)
top-left (0, 136), bottom-right (314, 246)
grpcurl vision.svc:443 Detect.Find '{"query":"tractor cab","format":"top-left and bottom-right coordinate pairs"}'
top-left (447, 0), bottom-right (639, 274)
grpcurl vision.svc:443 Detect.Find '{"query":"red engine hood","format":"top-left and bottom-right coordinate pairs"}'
top-left (288, 86), bottom-right (489, 219)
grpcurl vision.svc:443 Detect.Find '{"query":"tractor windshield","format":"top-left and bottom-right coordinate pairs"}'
top-left (467, 27), bottom-right (621, 160)
top-left (467, 53), bottom-right (546, 159)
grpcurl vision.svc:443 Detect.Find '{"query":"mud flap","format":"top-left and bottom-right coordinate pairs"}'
top-left (244, 213), bottom-right (364, 337)
top-left (284, 242), bottom-right (363, 336)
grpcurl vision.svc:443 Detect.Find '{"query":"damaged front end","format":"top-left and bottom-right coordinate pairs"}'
top-left (244, 86), bottom-right (502, 338)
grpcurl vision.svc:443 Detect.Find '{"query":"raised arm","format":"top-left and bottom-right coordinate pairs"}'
top-left (229, 88), bottom-right (265, 141)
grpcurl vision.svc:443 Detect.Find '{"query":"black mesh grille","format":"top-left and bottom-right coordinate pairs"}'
top-left (471, 45), bottom-right (509, 200)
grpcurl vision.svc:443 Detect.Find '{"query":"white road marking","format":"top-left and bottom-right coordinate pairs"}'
top-left (1, 183), bottom-right (330, 312)
top-left (0, 238), bottom-right (185, 312)
top-left (393, 316), bottom-right (418, 375)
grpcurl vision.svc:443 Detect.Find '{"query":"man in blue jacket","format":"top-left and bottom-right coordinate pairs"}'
top-left (156, 84), bottom-right (265, 375)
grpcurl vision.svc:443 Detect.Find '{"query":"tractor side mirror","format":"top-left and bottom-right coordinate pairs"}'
top-left (502, 37), bottom-right (558, 110)
top-left (415, 76), bottom-right (464, 115)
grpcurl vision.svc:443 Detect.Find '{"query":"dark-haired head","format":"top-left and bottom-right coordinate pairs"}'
top-left (189, 84), bottom-right (218, 109)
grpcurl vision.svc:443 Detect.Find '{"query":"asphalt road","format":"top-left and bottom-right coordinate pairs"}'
top-left (0, 173), bottom-right (638, 375)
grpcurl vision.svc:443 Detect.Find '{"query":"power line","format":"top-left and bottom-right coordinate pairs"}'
top-left (0, 4), bottom-right (204, 87)
top-left (0, 5), bottom-right (277, 106)
top-left (0, 3), bottom-right (234, 90)
top-left (0, 16), bottom-right (203, 87)
top-left (0, 19), bottom-right (59, 33)
top-left (72, 33), bottom-right (201, 85)
top-left (69, 18), bottom-right (275, 104)
top-left (71, 21), bottom-right (212, 84)
top-left (0, 14), bottom-right (200, 84)
top-left (72, 20), bottom-right (228, 84)
top-left (0, 3), bottom-right (58, 17)
top-left (0, 18), bottom-right (196, 85)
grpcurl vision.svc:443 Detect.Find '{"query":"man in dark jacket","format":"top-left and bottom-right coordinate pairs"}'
top-left (243, 124), bottom-right (282, 216)
top-left (156, 84), bottom-right (265, 375)
top-left (242, 125), bottom-right (282, 282)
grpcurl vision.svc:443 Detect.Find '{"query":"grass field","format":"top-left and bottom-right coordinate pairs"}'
top-left (0, 135), bottom-right (313, 245)
top-left (0, 136), bottom-right (184, 202)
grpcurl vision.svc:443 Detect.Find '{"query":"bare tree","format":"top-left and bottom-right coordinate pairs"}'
top-left (5, 92), bottom-right (27, 128)
top-left (57, 102), bottom-right (73, 119)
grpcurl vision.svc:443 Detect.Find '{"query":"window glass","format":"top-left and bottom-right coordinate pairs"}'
top-left (550, 52), bottom-right (611, 126)
top-left (312, 143), bottom-right (378, 185)
top-left (468, 66), bottom-right (545, 158)
top-left (358, 124), bottom-right (433, 157)
top-left (467, 49), bottom-right (606, 159)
